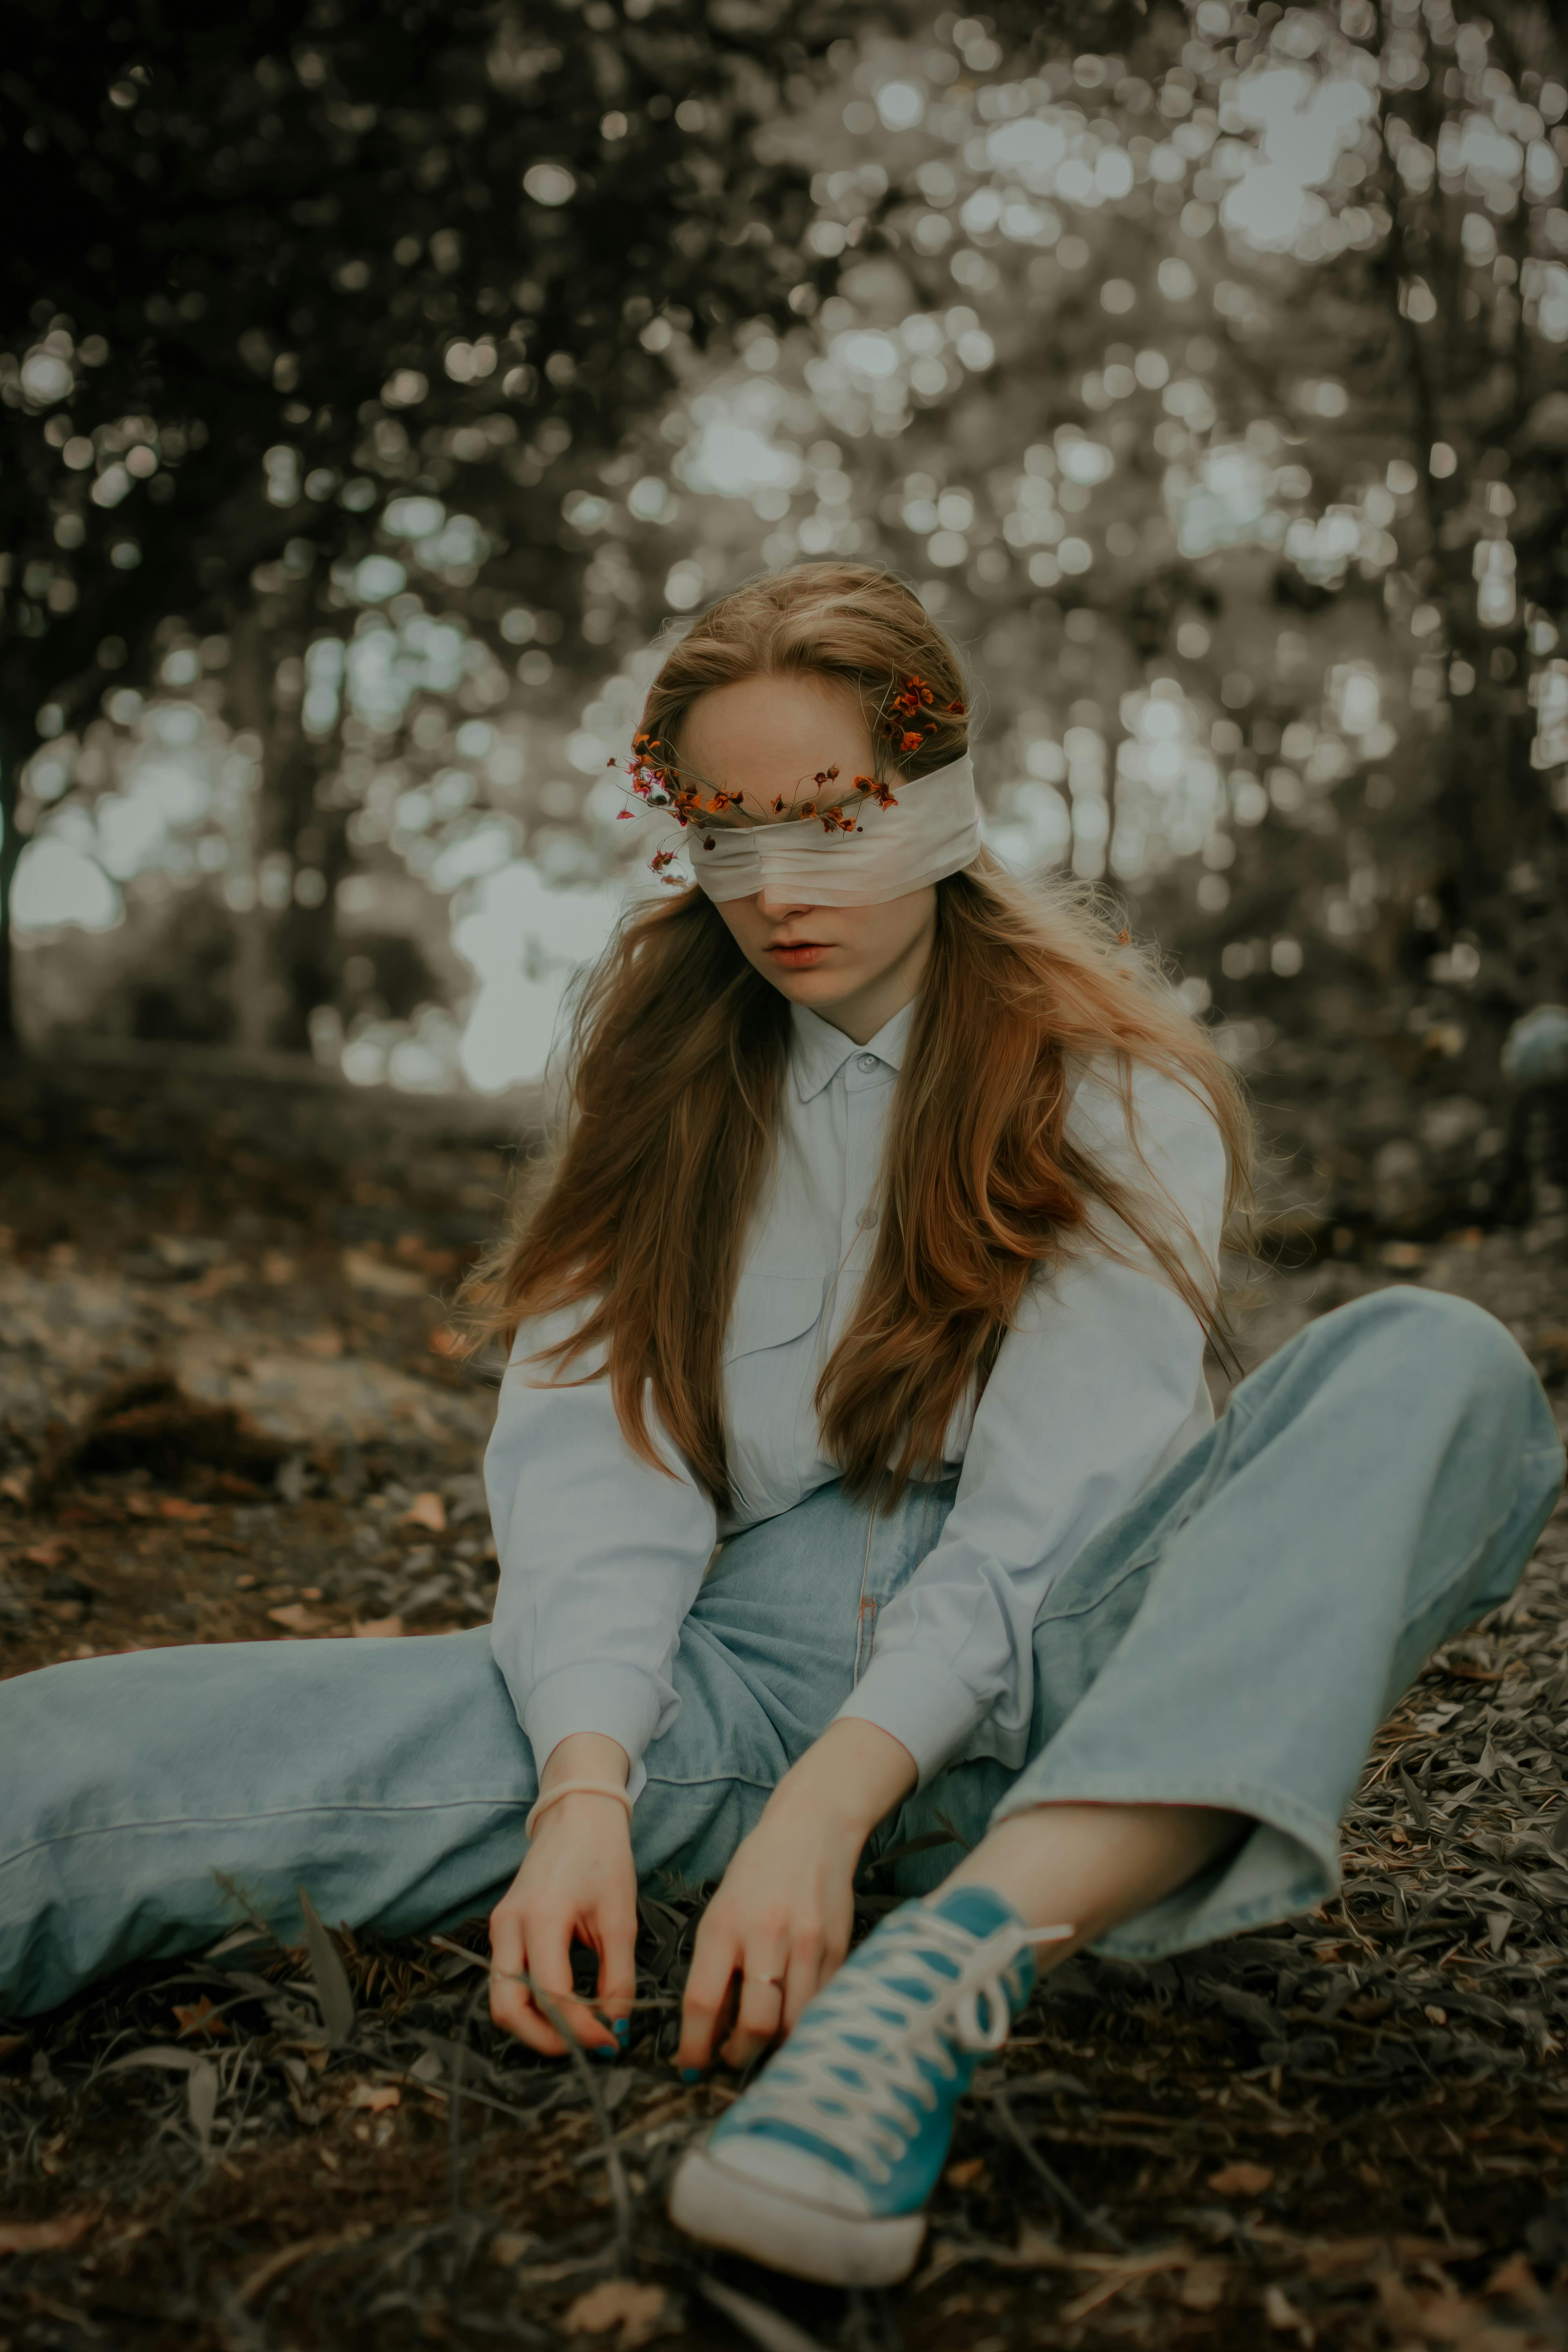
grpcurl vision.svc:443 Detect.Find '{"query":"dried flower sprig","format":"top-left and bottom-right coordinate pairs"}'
top-left (879, 673), bottom-right (967, 760)
top-left (613, 680), bottom-right (966, 884)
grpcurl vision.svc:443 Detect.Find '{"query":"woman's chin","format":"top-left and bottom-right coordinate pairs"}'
top-left (764, 961), bottom-right (855, 1008)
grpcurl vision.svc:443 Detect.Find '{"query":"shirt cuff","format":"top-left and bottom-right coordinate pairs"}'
top-left (516, 1662), bottom-right (665, 1805)
top-left (832, 1651), bottom-right (984, 1789)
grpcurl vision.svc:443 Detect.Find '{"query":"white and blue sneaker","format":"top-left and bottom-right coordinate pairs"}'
top-left (668, 1887), bottom-right (1071, 2287)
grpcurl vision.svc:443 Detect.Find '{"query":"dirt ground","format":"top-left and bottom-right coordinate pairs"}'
top-left (4, 1051), bottom-right (1568, 2352)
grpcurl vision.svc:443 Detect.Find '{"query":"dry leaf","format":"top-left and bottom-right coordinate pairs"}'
top-left (1179, 2261), bottom-right (1230, 2311)
top-left (1058, 2254), bottom-right (1191, 2325)
top-left (945, 2156), bottom-right (989, 2190)
top-left (429, 1326), bottom-right (464, 1358)
top-left (1484, 2252), bottom-right (1545, 2308)
top-left (173, 1996), bottom-right (229, 2040)
top-left (301, 1328), bottom-right (345, 1359)
top-left (0, 2209), bottom-right (98, 2256)
top-left (238, 2226), bottom-right (373, 2306)
top-left (158, 1495), bottom-right (212, 1521)
top-left (341, 1247), bottom-right (426, 1297)
top-left (401, 1491), bottom-right (446, 1533)
top-left (296, 1887), bottom-right (356, 2046)
top-left (1208, 2160), bottom-right (1275, 2198)
top-left (0, 1472), bottom-right (31, 1506)
top-left (347, 2082), bottom-right (400, 2112)
top-left (1263, 2283), bottom-right (1310, 2337)
top-left (353, 1615), bottom-right (404, 1639)
top-left (267, 1602), bottom-right (327, 1633)
top-left (187, 2058), bottom-right (219, 2151)
top-left (563, 2280), bottom-right (668, 2349)
top-left (104, 2046), bottom-right (205, 2075)
top-left (22, 1540), bottom-right (69, 1568)
top-left (488, 2230), bottom-right (537, 2267)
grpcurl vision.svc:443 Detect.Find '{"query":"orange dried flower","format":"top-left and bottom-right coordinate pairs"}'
top-left (615, 675), bottom-right (946, 858)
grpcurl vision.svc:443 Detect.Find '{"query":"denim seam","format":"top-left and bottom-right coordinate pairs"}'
top-left (1037, 1436), bottom-right (1558, 1641)
top-left (1393, 1454), bottom-right (1561, 1643)
top-left (1033, 1438), bottom-right (1220, 1628)
top-left (642, 1770), bottom-right (778, 1796)
top-left (0, 1796), bottom-right (530, 1873)
top-left (852, 1484), bottom-right (879, 1686)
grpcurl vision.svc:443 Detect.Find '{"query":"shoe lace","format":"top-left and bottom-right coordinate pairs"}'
top-left (737, 1909), bottom-right (1072, 2183)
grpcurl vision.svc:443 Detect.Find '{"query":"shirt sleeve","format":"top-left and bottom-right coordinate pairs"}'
top-left (484, 1302), bottom-right (718, 1801)
top-left (833, 1056), bottom-right (1229, 1787)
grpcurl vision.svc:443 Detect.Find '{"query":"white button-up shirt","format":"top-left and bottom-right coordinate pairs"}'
top-left (485, 1000), bottom-right (1226, 1797)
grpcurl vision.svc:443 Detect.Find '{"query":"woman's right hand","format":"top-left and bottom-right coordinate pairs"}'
top-left (488, 1732), bottom-right (638, 2058)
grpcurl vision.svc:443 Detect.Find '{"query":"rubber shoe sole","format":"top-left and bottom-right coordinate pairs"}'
top-left (667, 2144), bottom-right (926, 2287)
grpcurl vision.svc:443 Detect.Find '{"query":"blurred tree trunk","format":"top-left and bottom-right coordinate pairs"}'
top-left (1371, 0), bottom-right (1568, 1014)
top-left (0, 719), bottom-right (31, 1053)
top-left (225, 613), bottom-right (344, 1055)
top-left (267, 733), bottom-right (348, 1058)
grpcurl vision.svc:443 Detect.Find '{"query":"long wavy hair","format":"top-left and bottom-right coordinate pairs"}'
top-left (465, 564), bottom-right (1252, 1511)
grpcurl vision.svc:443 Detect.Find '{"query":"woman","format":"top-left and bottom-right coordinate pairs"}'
top-left (0, 565), bottom-right (1560, 2291)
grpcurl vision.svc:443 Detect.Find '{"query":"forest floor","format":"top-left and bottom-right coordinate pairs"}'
top-left (3, 1049), bottom-right (1568, 2352)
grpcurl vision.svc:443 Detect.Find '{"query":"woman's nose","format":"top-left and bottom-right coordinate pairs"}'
top-left (756, 887), bottom-right (817, 922)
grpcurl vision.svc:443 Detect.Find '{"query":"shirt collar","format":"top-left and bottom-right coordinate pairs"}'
top-left (789, 998), bottom-right (916, 1102)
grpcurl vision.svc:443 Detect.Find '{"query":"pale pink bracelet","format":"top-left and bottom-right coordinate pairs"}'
top-left (524, 1780), bottom-right (634, 1842)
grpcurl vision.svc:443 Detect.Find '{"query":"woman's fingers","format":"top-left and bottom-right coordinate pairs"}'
top-left (525, 1912), bottom-right (617, 2054)
top-left (595, 1900), bottom-right (641, 2054)
top-left (489, 1900), bottom-right (619, 2057)
top-left (719, 1955), bottom-right (788, 2069)
top-left (489, 1902), bottom-right (571, 2057)
top-left (677, 1914), bottom-right (744, 2074)
top-left (487, 1899), bottom-right (552, 2048)
top-left (779, 1924), bottom-right (831, 2036)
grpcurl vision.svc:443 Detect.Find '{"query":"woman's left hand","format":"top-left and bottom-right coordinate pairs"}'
top-left (676, 1718), bottom-right (916, 2073)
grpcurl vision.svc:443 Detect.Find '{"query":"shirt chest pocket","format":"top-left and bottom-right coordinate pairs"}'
top-left (723, 1272), bottom-right (827, 1365)
top-left (722, 1274), bottom-right (828, 1521)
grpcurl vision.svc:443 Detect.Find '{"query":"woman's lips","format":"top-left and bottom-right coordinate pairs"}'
top-left (767, 941), bottom-right (830, 968)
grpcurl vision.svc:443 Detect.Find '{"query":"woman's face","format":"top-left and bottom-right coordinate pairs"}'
top-left (680, 672), bottom-right (937, 1043)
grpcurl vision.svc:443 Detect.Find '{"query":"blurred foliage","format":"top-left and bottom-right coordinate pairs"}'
top-left (0, 0), bottom-right (845, 1044)
top-left (520, 0), bottom-right (1568, 1223)
top-left (8, 0), bottom-right (1568, 1235)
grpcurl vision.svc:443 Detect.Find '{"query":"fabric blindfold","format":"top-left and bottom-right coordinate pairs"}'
top-left (684, 753), bottom-right (980, 907)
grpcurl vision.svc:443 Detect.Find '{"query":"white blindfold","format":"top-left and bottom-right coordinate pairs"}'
top-left (684, 753), bottom-right (980, 908)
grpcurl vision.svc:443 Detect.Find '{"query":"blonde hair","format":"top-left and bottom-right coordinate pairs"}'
top-left (465, 564), bottom-right (1252, 1509)
top-left (641, 560), bottom-right (969, 783)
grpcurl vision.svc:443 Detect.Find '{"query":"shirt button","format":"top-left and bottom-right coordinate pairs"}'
top-left (856, 1053), bottom-right (878, 1073)
top-left (862, 1207), bottom-right (879, 1228)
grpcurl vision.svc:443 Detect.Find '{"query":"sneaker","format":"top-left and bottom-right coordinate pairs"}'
top-left (667, 1886), bottom-right (1071, 2287)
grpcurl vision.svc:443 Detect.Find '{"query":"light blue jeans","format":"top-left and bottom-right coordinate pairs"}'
top-left (2, 1289), bottom-right (1561, 2017)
